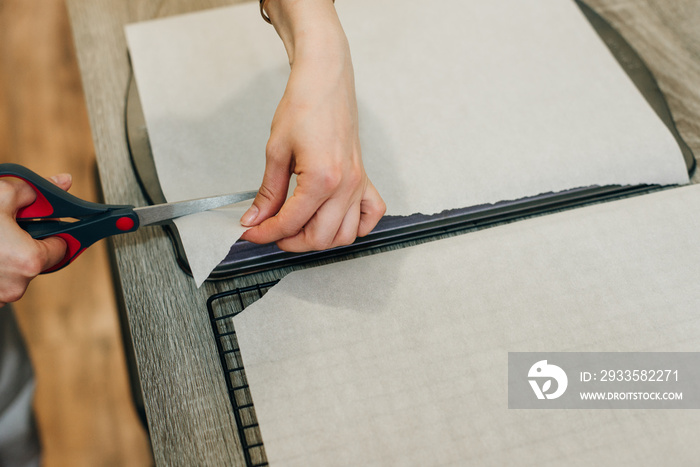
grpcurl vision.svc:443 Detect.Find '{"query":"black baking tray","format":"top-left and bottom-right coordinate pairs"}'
top-left (125, 0), bottom-right (695, 281)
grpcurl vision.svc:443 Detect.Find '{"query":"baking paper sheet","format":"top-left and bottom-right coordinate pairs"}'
top-left (125, 0), bottom-right (689, 286)
top-left (234, 184), bottom-right (700, 465)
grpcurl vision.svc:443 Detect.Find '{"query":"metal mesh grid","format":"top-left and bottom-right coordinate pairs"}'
top-left (206, 280), bottom-right (280, 467)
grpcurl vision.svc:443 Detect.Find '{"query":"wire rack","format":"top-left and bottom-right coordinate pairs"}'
top-left (206, 280), bottom-right (280, 467)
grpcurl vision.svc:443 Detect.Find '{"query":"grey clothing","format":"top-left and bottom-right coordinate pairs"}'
top-left (0, 306), bottom-right (40, 467)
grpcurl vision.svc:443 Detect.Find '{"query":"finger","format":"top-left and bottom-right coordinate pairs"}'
top-left (0, 172), bottom-right (73, 216)
top-left (0, 177), bottom-right (37, 213)
top-left (241, 164), bottom-right (340, 244)
top-left (357, 179), bottom-right (386, 237)
top-left (275, 198), bottom-right (358, 252)
top-left (49, 173), bottom-right (73, 192)
top-left (241, 185), bottom-right (327, 245)
top-left (240, 141), bottom-right (292, 227)
top-left (329, 202), bottom-right (361, 248)
top-left (36, 236), bottom-right (69, 271)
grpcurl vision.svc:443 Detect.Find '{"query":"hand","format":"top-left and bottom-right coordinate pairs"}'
top-left (240, 0), bottom-right (385, 252)
top-left (0, 173), bottom-right (72, 307)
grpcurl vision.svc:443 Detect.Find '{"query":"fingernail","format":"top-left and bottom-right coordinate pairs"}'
top-left (49, 173), bottom-right (72, 185)
top-left (240, 204), bottom-right (259, 226)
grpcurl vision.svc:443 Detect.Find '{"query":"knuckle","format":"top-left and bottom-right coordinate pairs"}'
top-left (314, 167), bottom-right (343, 194)
top-left (2, 284), bottom-right (27, 304)
top-left (274, 211), bottom-right (303, 238)
top-left (282, 226), bottom-right (302, 240)
top-left (21, 256), bottom-right (45, 279)
top-left (310, 240), bottom-right (333, 251)
top-left (346, 164), bottom-right (364, 189)
top-left (13, 245), bottom-right (46, 279)
top-left (377, 199), bottom-right (387, 217)
top-left (368, 197), bottom-right (387, 218)
top-left (334, 231), bottom-right (357, 247)
top-left (256, 183), bottom-right (278, 204)
top-left (306, 231), bottom-right (334, 251)
top-left (0, 179), bottom-right (21, 207)
top-left (0, 179), bottom-right (37, 211)
top-left (265, 138), bottom-right (286, 163)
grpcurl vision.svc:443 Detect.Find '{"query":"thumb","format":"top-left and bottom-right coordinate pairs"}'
top-left (37, 236), bottom-right (68, 272)
top-left (240, 156), bottom-right (291, 227)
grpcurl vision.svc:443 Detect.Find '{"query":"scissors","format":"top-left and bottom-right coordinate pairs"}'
top-left (0, 163), bottom-right (257, 273)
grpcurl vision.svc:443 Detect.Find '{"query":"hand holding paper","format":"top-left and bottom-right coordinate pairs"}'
top-left (240, 0), bottom-right (386, 252)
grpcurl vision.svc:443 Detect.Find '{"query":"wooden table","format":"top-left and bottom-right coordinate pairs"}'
top-left (65, 1), bottom-right (700, 464)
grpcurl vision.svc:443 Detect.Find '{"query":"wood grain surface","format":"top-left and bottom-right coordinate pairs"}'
top-left (63, 0), bottom-right (700, 464)
top-left (66, 2), bottom-right (254, 465)
top-left (0, 0), bottom-right (152, 465)
top-left (586, 0), bottom-right (700, 183)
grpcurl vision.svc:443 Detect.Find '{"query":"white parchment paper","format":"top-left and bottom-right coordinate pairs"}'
top-left (235, 184), bottom-right (700, 465)
top-left (126, 0), bottom-right (688, 286)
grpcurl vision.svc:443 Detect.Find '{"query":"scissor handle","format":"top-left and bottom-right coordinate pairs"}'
top-left (0, 163), bottom-right (140, 272)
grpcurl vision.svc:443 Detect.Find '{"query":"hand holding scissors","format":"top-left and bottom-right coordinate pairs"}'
top-left (0, 163), bottom-right (256, 274)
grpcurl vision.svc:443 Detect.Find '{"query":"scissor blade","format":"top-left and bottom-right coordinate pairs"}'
top-left (134, 191), bottom-right (257, 227)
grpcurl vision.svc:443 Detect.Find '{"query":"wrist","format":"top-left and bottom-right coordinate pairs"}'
top-left (263, 0), bottom-right (345, 65)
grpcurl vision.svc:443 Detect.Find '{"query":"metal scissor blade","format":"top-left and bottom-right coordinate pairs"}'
top-left (134, 191), bottom-right (257, 227)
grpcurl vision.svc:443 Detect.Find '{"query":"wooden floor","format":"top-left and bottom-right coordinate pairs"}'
top-left (0, 0), bottom-right (153, 465)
